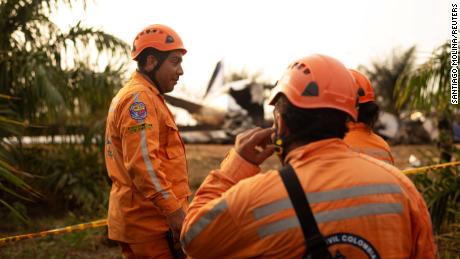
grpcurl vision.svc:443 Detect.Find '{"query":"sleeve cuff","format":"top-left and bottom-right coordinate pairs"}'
top-left (219, 149), bottom-right (261, 182)
top-left (152, 192), bottom-right (182, 216)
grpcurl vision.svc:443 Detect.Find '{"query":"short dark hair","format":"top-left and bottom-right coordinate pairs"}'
top-left (136, 47), bottom-right (170, 71)
top-left (357, 101), bottom-right (379, 129)
top-left (274, 95), bottom-right (349, 145)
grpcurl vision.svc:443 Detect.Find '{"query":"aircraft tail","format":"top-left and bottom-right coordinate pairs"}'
top-left (203, 60), bottom-right (224, 99)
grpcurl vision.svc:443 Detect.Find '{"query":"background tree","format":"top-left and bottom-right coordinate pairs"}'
top-left (0, 0), bottom-right (129, 221)
top-left (360, 46), bottom-right (417, 116)
top-left (395, 41), bottom-right (459, 257)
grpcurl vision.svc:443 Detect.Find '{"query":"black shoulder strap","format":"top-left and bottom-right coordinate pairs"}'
top-left (279, 164), bottom-right (333, 259)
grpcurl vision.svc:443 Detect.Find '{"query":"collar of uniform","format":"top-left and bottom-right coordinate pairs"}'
top-left (284, 138), bottom-right (349, 164)
top-left (347, 121), bottom-right (371, 133)
top-left (131, 70), bottom-right (161, 96)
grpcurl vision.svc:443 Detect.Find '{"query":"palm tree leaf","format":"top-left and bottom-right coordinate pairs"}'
top-left (0, 198), bottom-right (28, 223)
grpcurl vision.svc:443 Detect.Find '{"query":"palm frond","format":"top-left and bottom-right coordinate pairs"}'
top-left (395, 42), bottom-right (451, 113)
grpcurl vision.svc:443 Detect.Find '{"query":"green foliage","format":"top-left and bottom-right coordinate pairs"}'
top-left (0, 0), bottom-right (129, 223)
top-left (0, 95), bottom-right (41, 223)
top-left (0, 216), bottom-right (121, 258)
top-left (0, 0), bottom-right (129, 121)
top-left (412, 168), bottom-right (459, 232)
top-left (17, 144), bottom-right (110, 214)
top-left (0, 0), bottom-right (129, 125)
top-left (360, 46), bottom-right (416, 115)
top-left (411, 164), bottom-right (460, 257)
top-left (394, 41), bottom-right (460, 257)
top-left (395, 42), bottom-right (452, 115)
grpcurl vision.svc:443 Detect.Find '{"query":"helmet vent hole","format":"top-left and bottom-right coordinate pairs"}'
top-left (165, 35), bottom-right (175, 43)
top-left (358, 88), bottom-right (365, 97)
top-left (303, 68), bottom-right (311, 75)
top-left (302, 82), bottom-right (319, 96)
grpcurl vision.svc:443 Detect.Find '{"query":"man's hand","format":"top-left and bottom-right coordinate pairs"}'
top-left (166, 208), bottom-right (186, 240)
top-left (166, 208), bottom-right (186, 257)
top-left (235, 127), bottom-right (275, 166)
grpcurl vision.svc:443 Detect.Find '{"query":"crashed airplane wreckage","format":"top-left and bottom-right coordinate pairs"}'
top-left (164, 79), bottom-right (269, 144)
top-left (164, 60), bottom-right (271, 144)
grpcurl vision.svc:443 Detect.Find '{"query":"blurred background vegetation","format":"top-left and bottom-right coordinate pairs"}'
top-left (0, 0), bottom-right (128, 235)
top-left (0, 0), bottom-right (458, 258)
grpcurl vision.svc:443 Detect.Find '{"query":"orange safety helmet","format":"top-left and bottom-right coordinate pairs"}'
top-left (349, 69), bottom-right (375, 104)
top-left (269, 54), bottom-right (358, 121)
top-left (131, 24), bottom-right (186, 60)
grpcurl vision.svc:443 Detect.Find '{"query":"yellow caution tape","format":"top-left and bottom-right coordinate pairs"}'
top-left (0, 219), bottom-right (107, 246)
top-left (402, 161), bottom-right (460, 175)
top-left (0, 162), bottom-right (459, 246)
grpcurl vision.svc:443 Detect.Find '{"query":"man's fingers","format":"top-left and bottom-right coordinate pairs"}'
top-left (240, 127), bottom-right (261, 139)
top-left (247, 128), bottom-right (274, 146)
top-left (256, 145), bottom-right (275, 161)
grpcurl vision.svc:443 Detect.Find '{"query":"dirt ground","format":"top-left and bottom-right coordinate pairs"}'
top-left (186, 143), bottom-right (438, 190)
top-left (0, 144), bottom-right (439, 258)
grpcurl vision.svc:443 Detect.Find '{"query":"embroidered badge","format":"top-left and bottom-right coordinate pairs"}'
top-left (129, 102), bottom-right (147, 121)
top-left (128, 123), bottom-right (153, 134)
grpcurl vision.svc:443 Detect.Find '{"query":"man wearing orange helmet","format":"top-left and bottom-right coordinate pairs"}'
top-left (105, 24), bottom-right (190, 258)
top-left (180, 54), bottom-right (436, 258)
top-left (344, 69), bottom-right (395, 165)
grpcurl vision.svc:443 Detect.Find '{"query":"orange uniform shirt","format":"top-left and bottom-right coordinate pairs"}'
top-left (105, 71), bottom-right (190, 243)
top-left (181, 139), bottom-right (436, 258)
top-left (344, 122), bottom-right (395, 165)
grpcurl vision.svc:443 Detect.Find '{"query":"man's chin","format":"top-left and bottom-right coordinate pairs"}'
top-left (164, 85), bottom-right (175, 93)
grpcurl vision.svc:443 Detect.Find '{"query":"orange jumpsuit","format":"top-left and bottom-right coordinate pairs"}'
top-left (181, 139), bottom-right (436, 258)
top-left (344, 122), bottom-right (395, 165)
top-left (105, 71), bottom-right (190, 249)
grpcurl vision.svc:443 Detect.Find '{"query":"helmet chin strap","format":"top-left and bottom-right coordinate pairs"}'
top-left (145, 51), bottom-right (170, 93)
top-left (147, 67), bottom-right (162, 93)
top-left (274, 129), bottom-right (322, 164)
top-left (273, 129), bottom-right (289, 164)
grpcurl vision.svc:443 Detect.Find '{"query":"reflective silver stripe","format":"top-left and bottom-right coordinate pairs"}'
top-left (133, 92), bottom-right (140, 102)
top-left (181, 199), bottom-right (228, 247)
top-left (134, 92), bottom-right (168, 199)
top-left (315, 202), bottom-right (403, 223)
top-left (258, 202), bottom-right (403, 238)
top-left (140, 130), bottom-right (169, 199)
top-left (254, 199), bottom-right (292, 220)
top-left (308, 184), bottom-right (401, 203)
top-left (258, 217), bottom-right (298, 238)
top-left (253, 184), bottom-right (401, 220)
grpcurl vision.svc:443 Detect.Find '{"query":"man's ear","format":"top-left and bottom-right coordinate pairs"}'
top-left (275, 110), bottom-right (288, 136)
top-left (144, 55), bottom-right (158, 72)
top-left (278, 115), bottom-right (289, 136)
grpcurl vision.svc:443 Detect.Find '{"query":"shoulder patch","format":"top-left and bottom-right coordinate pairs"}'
top-left (129, 102), bottom-right (147, 121)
